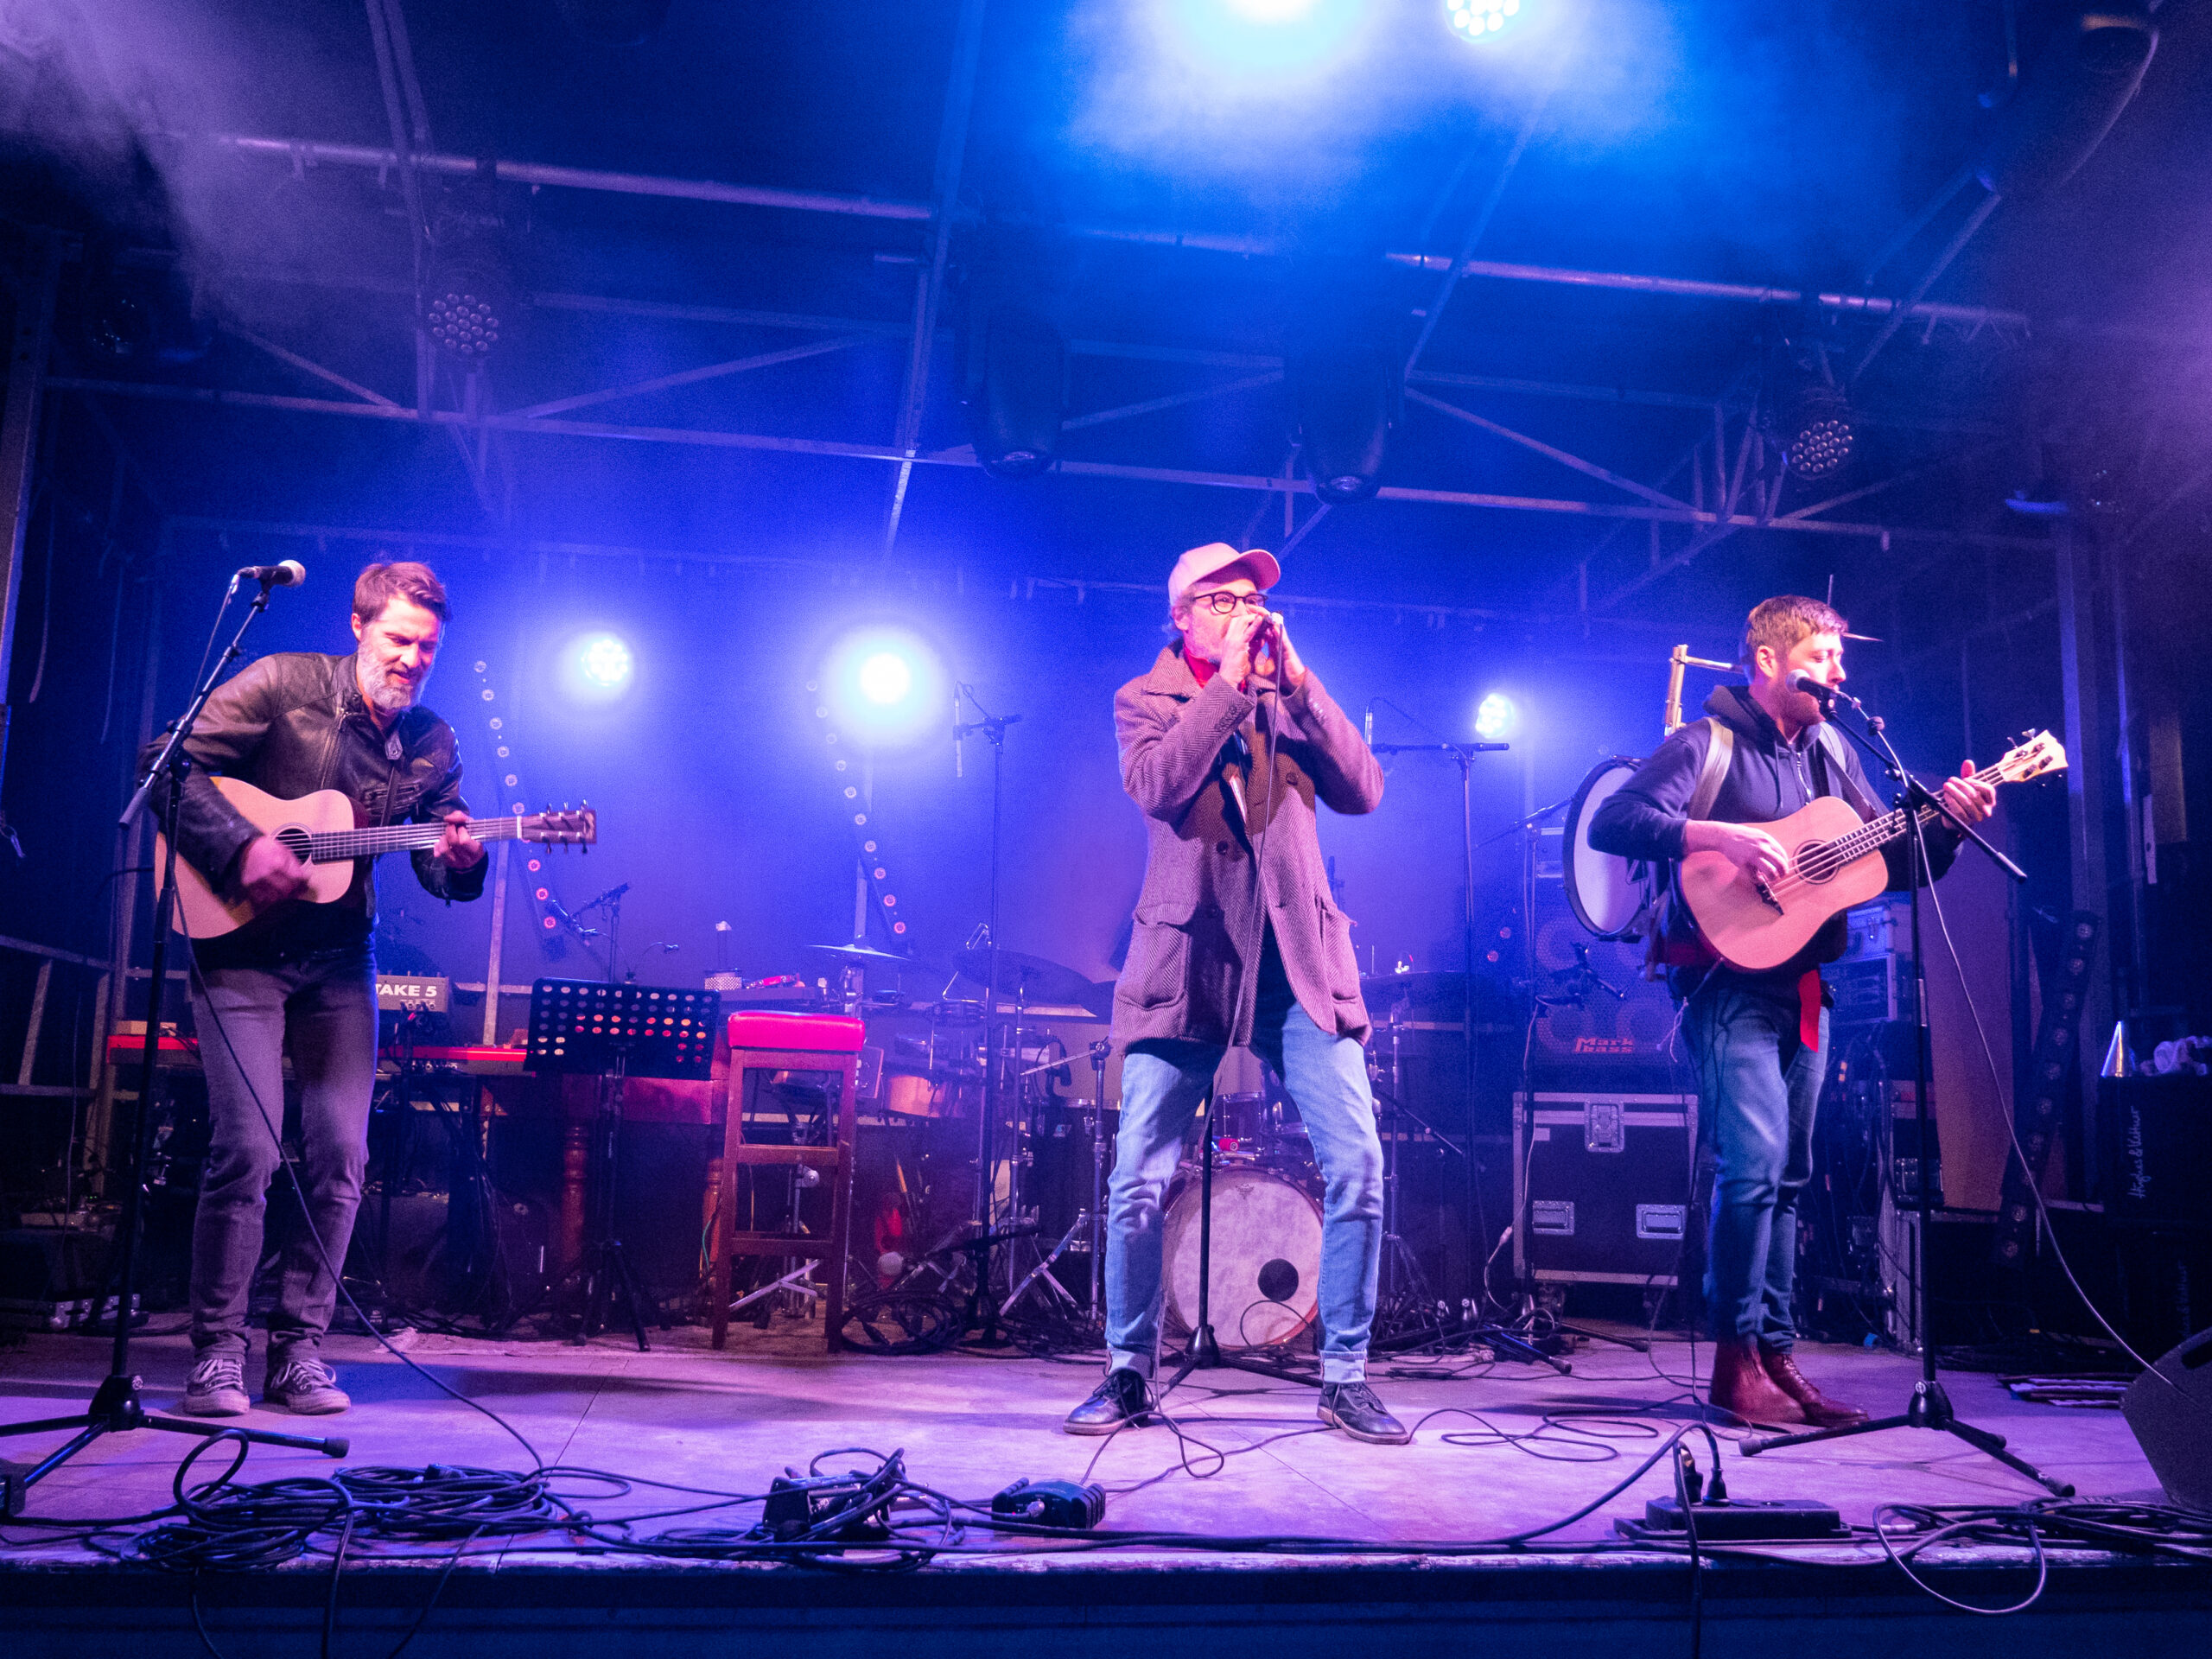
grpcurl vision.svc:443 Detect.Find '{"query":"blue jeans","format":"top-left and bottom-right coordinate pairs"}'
top-left (186, 943), bottom-right (379, 1364)
top-left (1104, 939), bottom-right (1383, 1385)
top-left (1685, 976), bottom-right (1828, 1350)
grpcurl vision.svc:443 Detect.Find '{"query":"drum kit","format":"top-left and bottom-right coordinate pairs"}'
top-left (793, 941), bottom-right (1119, 1337)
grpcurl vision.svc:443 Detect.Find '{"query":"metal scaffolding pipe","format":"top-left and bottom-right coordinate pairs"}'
top-left (206, 133), bottom-right (2034, 334)
top-left (50, 376), bottom-right (2046, 551)
top-left (206, 133), bottom-right (935, 223)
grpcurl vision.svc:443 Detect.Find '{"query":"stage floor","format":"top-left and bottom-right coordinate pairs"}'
top-left (3, 1320), bottom-right (2208, 1658)
top-left (0, 1319), bottom-right (2171, 1552)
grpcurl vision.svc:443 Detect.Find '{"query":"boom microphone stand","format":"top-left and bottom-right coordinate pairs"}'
top-left (0, 571), bottom-right (347, 1508)
top-left (1738, 685), bottom-right (2069, 1497)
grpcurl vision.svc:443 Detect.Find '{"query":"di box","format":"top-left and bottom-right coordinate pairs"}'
top-left (1513, 1093), bottom-right (1699, 1287)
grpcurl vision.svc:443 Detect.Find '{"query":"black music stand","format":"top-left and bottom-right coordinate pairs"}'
top-left (526, 979), bottom-right (720, 1351)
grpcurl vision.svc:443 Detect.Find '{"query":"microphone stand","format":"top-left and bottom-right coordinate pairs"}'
top-left (1738, 687), bottom-right (2067, 1496)
top-left (0, 574), bottom-right (347, 1505)
top-left (1370, 725), bottom-right (1509, 1313)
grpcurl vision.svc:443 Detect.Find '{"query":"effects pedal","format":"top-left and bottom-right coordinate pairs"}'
top-left (992, 1477), bottom-right (1107, 1529)
top-left (1625, 1497), bottom-right (1847, 1541)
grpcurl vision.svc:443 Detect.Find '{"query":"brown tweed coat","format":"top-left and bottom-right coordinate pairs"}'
top-left (1108, 645), bottom-right (1385, 1052)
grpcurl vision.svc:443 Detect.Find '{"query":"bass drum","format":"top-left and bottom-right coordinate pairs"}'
top-left (1563, 755), bottom-right (1652, 940)
top-left (1162, 1166), bottom-right (1322, 1351)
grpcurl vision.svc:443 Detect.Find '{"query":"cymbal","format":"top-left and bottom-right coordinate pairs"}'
top-left (804, 943), bottom-right (939, 972)
top-left (954, 945), bottom-right (1099, 1008)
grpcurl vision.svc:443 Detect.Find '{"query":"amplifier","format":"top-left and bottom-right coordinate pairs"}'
top-left (377, 975), bottom-right (450, 1012)
top-left (2098, 1076), bottom-right (2212, 1230)
top-left (1512, 1092), bottom-right (1698, 1287)
top-left (1828, 956), bottom-right (1915, 1027)
top-left (1528, 879), bottom-right (1683, 1093)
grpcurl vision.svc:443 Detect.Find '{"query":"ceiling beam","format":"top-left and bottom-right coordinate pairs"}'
top-left (52, 375), bottom-right (2046, 552)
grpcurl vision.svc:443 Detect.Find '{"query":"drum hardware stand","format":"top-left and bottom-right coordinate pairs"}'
top-left (1, 570), bottom-right (351, 1499)
top-left (1370, 999), bottom-right (1440, 1334)
top-left (1738, 691), bottom-right (2070, 1496)
top-left (1000, 1041), bottom-right (1106, 1327)
top-left (952, 686), bottom-right (1021, 1238)
top-left (1371, 715), bottom-right (1510, 1303)
top-left (346, 1001), bottom-right (430, 1324)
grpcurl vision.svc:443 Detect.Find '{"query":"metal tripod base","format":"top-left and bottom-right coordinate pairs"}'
top-left (558, 1235), bottom-right (658, 1351)
top-left (0, 1371), bottom-right (347, 1501)
top-left (1742, 1377), bottom-right (2075, 1497)
top-left (1162, 1319), bottom-right (1321, 1393)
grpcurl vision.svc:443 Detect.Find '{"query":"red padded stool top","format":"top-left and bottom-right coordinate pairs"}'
top-left (727, 1011), bottom-right (866, 1054)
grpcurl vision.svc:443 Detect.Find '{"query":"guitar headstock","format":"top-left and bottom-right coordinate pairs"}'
top-left (1991, 730), bottom-right (2067, 785)
top-left (524, 804), bottom-right (598, 846)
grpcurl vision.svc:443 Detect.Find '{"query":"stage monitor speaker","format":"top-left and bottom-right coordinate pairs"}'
top-left (2122, 1327), bottom-right (2212, 1516)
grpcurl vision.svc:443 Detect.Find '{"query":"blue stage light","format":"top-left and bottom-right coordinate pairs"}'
top-left (577, 633), bottom-right (633, 690)
top-left (822, 626), bottom-right (946, 747)
top-left (1171, 0), bottom-right (1364, 76)
top-left (561, 631), bottom-right (636, 704)
top-left (1445, 0), bottom-right (1523, 45)
top-left (856, 651), bottom-right (914, 707)
top-left (1475, 692), bottom-right (1518, 741)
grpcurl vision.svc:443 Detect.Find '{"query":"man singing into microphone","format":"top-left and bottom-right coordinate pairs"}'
top-left (147, 562), bottom-right (486, 1416)
top-left (1588, 595), bottom-right (1994, 1426)
top-left (1064, 542), bottom-right (1407, 1444)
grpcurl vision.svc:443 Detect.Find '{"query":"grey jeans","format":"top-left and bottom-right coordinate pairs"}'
top-left (186, 943), bottom-right (378, 1363)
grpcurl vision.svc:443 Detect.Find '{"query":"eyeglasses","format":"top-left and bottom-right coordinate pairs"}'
top-left (1190, 591), bottom-right (1270, 617)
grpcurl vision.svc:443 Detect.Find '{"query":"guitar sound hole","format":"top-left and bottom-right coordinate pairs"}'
top-left (1796, 842), bottom-right (1833, 883)
top-left (276, 828), bottom-right (313, 861)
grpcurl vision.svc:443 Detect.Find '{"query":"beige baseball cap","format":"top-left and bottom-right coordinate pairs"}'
top-left (1167, 541), bottom-right (1281, 608)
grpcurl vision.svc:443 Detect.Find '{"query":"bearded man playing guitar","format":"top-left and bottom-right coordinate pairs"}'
top-left (1588, 595), bottom-right (1995, 1427)
top-left (146, 562), bottom-right (485, 1418)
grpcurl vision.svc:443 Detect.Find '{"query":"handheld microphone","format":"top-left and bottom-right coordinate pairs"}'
top-left (235, 561), bottom-right (306, 588)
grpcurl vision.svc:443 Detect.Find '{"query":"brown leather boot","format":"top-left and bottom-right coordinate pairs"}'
top-left (1708, 1338), bottom-right (1806, 1427)
top-left (1760, 1346), bottom-right (1869, 1427)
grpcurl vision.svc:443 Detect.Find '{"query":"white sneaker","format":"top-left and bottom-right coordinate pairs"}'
top-left (181, 1352), bottom-right (251, 1417)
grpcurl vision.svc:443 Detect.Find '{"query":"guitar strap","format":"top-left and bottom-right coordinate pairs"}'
top-left (1811, 721), bottom-right (1880, 820)
top-left (1685, 717), bottom-right (1734, 823)
top-left (1643, 718), bottom-right (1734, 978)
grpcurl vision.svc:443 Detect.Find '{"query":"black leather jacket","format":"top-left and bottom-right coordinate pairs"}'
top-left (144, 650), bottom-right (486, 964)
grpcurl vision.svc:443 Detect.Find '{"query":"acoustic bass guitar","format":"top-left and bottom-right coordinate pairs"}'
top-left (1679, 729), bottom-right (2064, 972)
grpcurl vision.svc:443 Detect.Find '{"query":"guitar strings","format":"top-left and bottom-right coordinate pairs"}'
top-left (1756, 743), bottom-right (2042, 900)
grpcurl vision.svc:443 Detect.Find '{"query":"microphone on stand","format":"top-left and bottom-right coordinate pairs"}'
top-left (1790, 672), bottom-right (1853, 710)
top-left (1363, 702), bottom-right (1374, 746)
top-left (233, 561), bottom-right (306, 589)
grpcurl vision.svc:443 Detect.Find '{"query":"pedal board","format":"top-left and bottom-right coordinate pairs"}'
top-left (1623, 1497), bottom-right (1848, 1541)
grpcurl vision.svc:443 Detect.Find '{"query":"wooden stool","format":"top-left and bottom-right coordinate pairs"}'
top-left (709, 1011), bottom-right (865, 1353)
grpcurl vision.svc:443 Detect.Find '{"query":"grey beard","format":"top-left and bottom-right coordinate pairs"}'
top-left (361, 657), bottom-right (423, 713)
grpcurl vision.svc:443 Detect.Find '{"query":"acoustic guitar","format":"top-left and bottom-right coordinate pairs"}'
top-left (1679, 729), bottom-right (2064, 972)
top-left (156, 776), bottom-right (595, 939)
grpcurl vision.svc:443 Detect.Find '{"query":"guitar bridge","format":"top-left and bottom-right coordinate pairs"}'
top-left (1752, 879), bottom-right (1785, 915)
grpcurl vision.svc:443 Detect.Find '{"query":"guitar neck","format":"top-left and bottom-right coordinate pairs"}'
top-left (1829, 791), bottom-right (1991, 868)
top-left (305, 815), bottom-right (529, 864)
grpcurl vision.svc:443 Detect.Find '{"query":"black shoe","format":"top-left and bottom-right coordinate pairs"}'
top-left (1318, 1382), bottom-right (1412, 1445)
top-left (1063, 1368), bottom-right (1155, 1436)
